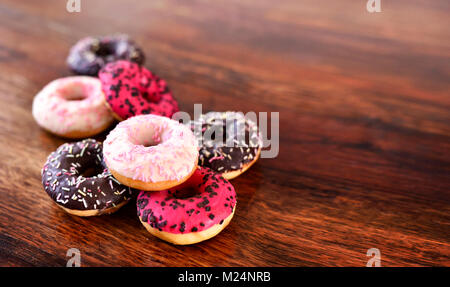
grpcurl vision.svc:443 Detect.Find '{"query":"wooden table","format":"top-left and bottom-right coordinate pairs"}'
top-left (0, 0), bottom-right (449, 267)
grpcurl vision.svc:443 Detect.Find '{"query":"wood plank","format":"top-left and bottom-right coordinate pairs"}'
top-left (0, 0), bottom-right (448, 266)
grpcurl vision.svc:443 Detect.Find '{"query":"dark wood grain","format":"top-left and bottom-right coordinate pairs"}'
top-left (0, 0), bottom-right (449, 266)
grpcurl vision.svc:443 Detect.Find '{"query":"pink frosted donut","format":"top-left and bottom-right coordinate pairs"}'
top-left (32, 76), bottom-right (114, 138)
top-left (99, 60), bottom-right (179, 121)
top-left (103, 114), bottom-right (198, 191)
top-left (137, 167), bottom-right (237, 245)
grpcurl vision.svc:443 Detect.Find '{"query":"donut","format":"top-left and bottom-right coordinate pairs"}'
top-left (41, 139), bottom-right (133, 216)
top-left (99, 60), bottom-right (179, 120)
top-left (190, 111), bottom-right (262, 180)
top-left (32, 76), bottom-right (114, 138)
top-left (103, 114), bottom-right (198, 191)
top-left (67, 34), bottom-right (145, 76)
top-left (137, 167), bottom-right (236, 245)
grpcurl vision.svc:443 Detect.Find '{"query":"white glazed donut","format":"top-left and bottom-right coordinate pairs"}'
top-left (103, 114), bottom-right (199, 191)
top-left (32, 76), bottom-right (114, 138)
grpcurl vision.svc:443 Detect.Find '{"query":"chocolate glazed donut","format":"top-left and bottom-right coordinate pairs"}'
top-left (189, 111), bottom-right (262, 180)
top-left (67, 34), bottom-right (145, 76)
top-left (41, 139), bottom-right (133, 216)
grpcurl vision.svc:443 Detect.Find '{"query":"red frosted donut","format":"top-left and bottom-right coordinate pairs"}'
top-left (136, 167), bottom-right (237, 245)
top-left (99, 60), bottom-right (179, 120)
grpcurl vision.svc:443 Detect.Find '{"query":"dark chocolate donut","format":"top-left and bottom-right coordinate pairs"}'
top-left (189, 111), bottom-right (262, 176)
top-left (67, 35), bottom-right (145, 76)
top-left (41, 139), bottom-right (133, 215)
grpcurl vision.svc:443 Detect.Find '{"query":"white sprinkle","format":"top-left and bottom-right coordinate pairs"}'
top-left (80, 146), bottom-right (87, 157)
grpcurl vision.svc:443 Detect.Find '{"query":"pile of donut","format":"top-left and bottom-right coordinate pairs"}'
top-left (33, 35), bottom-right (262, 245)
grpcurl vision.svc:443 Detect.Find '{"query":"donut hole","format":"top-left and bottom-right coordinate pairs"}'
top-left (142, 141), bottom-right (158, 147)
top-left (172, 186), bottom-right (198, 199)
top-left (60, 83), bottom-right (89, 101)
top-left (139, 136), bottom-right (161, 147)
top-left (94, 42), bottom-right (115, 57)
top-left (65, 92), bottom-right (87, 101)
top-left (141, 90), bottom-right (162, 103)
top-left (80, 166), bottom-right (104, 178)
top-left (128, 125), bottom-right (167, 148)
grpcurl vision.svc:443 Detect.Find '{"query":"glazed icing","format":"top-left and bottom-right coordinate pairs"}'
top-left (103, 114), bottom-right (198, 183)
top-left (32, 76), bottom-right (113, 136)
top-left (99, 60), bottom-right (179, 120)
top-left (137, 167), bottom-right (236, 234)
